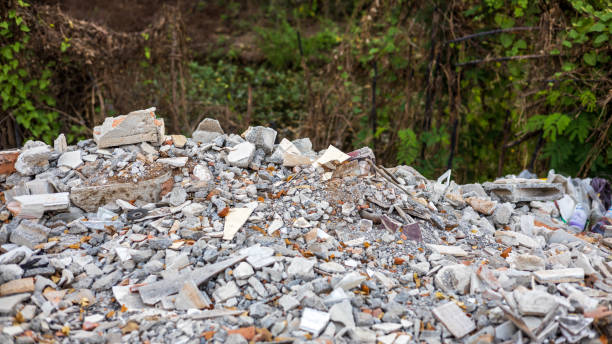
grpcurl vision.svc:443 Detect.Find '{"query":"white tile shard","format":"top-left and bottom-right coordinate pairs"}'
top-left (223, 207), bottom-right (255, 240)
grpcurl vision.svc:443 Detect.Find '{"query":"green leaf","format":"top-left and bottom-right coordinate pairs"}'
top-left (593, 33), bottom-right (608, 45)
top-left (397, 128), bottom-right (420, 165)
top-left (562, 40), bottom-right (572, 48)
top-left (589, 22), bottom-right (606, 32)
top-left (583, 52), bottom-right (597, 66)
top-left (514, 39), bottom-right (527, 49)
top-left (499, 33), bottom-right (513, 48)
top-left (562, 62), bottom-right (575, 72)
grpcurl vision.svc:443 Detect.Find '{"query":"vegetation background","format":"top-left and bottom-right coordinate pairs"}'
top-left (1, 0), bottom-right (611, 183)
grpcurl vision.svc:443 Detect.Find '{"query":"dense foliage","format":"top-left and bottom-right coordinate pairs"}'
top-left (1, 0), bottom-right (610, 182)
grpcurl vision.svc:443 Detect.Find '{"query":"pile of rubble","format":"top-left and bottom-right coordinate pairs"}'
top-left (1, 107), bottom-right (611, 344)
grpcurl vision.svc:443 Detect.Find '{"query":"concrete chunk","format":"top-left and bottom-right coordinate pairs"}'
top-left (227, 142), bottom-right (256, 168)
top-left (157, 157), bottom-right (188, 167)
top-left (427, 244), bottom-right (468, 257)
top-left (534, 268), bottom-right (584, 283)
top-left (192, 118), bottom-right (224, 144)
top-left (93, 107), bottom-right (164, 148)
top-left (242, 126), bottom-right (277, 153)
top-left (483, 181), bottom-right (563, 202)
top-left (15, 145), bottom-right (51, 175)
top-left (516, 290), bottom-right (557, 316)
top-left (70, 173), bottom-right (171, 212)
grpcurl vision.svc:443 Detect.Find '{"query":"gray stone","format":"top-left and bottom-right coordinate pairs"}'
top-left (9, 220), bottom-right (49, 249)
top-left (493, 203), bottom-right (513, 225)
top-left (167, 187), bottom-right (187, 207)
top-left (242, 126), bottom-right (277, 153)
top-left (91, 270), bottom-right (122, 291)
top-left (54, 134), bottom-right (67, 153)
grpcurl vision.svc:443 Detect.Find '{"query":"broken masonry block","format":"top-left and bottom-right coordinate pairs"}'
top-left (483, 180), bottom-right (563, 202)
top-left (70, 173), bottom-right (171, 212)
top-left (7, 193), bottom-right (70, 219)
top-left (93, 107), bottom-right (164, 148)
top-left (0, 150), bottom-right (20, 175)
top-left (192, 118), bottom-right (224, 144)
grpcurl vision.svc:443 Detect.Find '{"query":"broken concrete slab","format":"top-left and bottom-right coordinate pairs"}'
top-left (70, 173), bottom-right (171, 212)
top-left (157, 157), bottom-right (188, 168)
top-left (192, 118), bottom-right (224, 144)
top-left (432, 301), bottom-right (476, 338)
top-left (7, 192), bottom-right (70, 219)
top-left (93, 107), bottom-right (164, 148)
top-left (57, 150), bottom-right (83, 169)
top-left (483, 180), bottom-right (563, 202)
top-left (426, 244), bottom-right (468, 257)
top-left (533, 268), bottom-right (584, 283)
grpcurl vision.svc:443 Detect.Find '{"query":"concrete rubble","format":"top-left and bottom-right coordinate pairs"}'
top-left (0, 109), bottom-right (611, 343)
